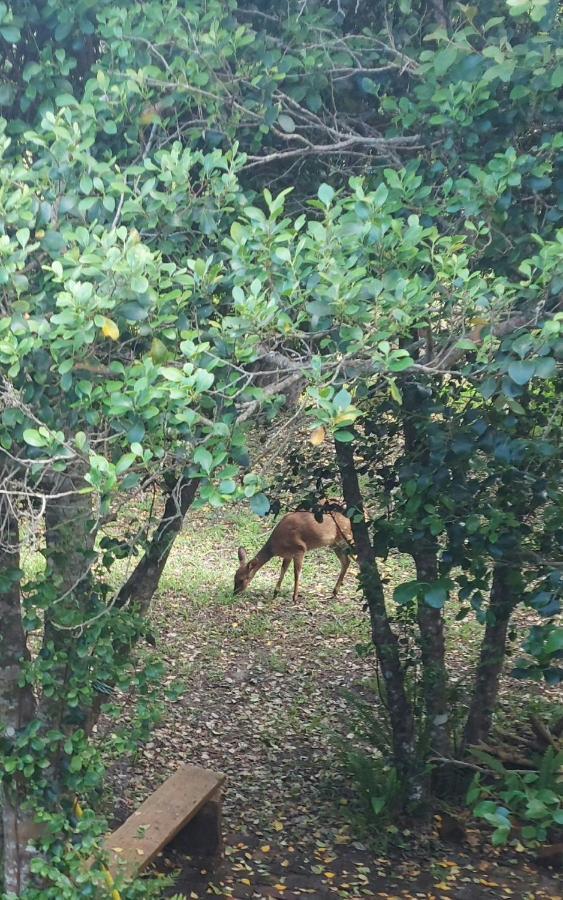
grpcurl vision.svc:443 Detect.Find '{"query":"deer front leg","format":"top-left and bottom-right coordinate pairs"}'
top-left (273, 557), bottom-right (291, 598)
top-left (292, 551), bottom-right (304, 602)
top-left (332, 547), bottom-right (350, 596)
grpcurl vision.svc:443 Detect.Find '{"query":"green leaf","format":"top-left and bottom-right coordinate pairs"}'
top-left (508, 359), bottom-right (536, 385)
top-left (250, 493), bottom-right (270, 516)
top-left (433, 46), bottom-right (457, 76)
top-left (119, 302), bottom-right (149, 321)
top-left (42, 230), bottom-right (65, 252)
top-left (544, 627), bottom-right (563, 655)
top-left (318, 183), bottom-right (335, 206)
top-left (55, 93), bottom-right (77, 107)
top-left (389, 379), bottom-right (403, 405)
top-left (278, 113), bottom-right (296, 133)
top-left (159, 366), bottom-right (183, 381)
top-left (127, 423), bottom-right (145, 444)
top-left (195, 369), bottom-right (214, 392)
top-left (551, 65), bottom-right (563, 89)
top-left (131, 275), bottom-right (149, 294)
top-left (116, 453), bottom-right (135, 475)
top-left (333, 388), bottom-right (352, 411)
top-left (69, 755), bottom-right (83, 773)
top-left (534, 356), bottom-right (556, 379)
top-left (23, 429), bottom-right (47, 448)
top-left (193, 446), bottom-right (213, 474)
top-left (394, 580), bottom-right (421, 605)
top-left (150, 338), bottom-right (168, 363)
top-left (387, 355), bottom-right (413, 373)
top-left (373, 183), bottom-right (389, 207)
top-left (0, 25), bottom-right (20, 43)
top-left (491, 826), bottom-right (510, 847)
top-left (16, 228), bottom-right (30, 247)
top-left (0, 82), bottom-right (15, 104)
top-left (423, 581), bottom-right (449, 609)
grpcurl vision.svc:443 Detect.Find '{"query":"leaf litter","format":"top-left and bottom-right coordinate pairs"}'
top-left (104, 508), bottom-right (562, 899)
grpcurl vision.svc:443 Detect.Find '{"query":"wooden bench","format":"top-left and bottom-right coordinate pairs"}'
top-left (102, 764), bottom-right (225, 882)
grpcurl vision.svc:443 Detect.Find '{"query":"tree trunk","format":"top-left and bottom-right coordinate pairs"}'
top-left (42, 468), bottom-right (95, 654)
top-left (0, 500), bottom-right (38, 895)
top-left (85, 475), bottom-right (198, 734)
top-left (116, 475), bottom-right (198, 613)
top-left (334, 439), bottom-right (425, 810)
top-left (430, 0), bottom-right (449, 29)
top-left (463, 564), bottom-right (518, 749)
top-left (402, 384), bottom-right (451, 757)
top-left (414, 551), bottom-right (451, 756)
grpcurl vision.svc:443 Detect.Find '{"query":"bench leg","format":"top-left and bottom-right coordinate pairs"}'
top-left (169, 788), bottom-right (223, 861)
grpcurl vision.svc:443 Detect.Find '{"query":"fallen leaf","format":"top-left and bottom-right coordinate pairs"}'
top-left (310, 426), bottom-right (326, 446)
top-left (101, 317), bottom-right (119, 340)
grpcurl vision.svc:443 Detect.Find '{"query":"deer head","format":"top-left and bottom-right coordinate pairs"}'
top-left (233, 546), bottom-right (259, 594)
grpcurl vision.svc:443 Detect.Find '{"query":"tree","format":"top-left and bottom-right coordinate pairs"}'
top-left (219, 0), bottom-right (562, 804)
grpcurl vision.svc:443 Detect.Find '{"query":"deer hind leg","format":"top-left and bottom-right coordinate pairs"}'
top-left (332, 546), bottom-right (350, 597)
top-left (273, 557), bottom-right (291, 598)
top-left (292, 551), bottom-right (305, 602)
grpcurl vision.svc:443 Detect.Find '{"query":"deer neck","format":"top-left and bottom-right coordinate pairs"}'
top-left (252, 542), bottom-right (273, 571)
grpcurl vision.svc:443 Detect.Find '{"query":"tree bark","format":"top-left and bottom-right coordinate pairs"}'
top-left (83, 476), bottom-right (198, 734)
top-left (334, 439), bottom-right (425, 810)
top-left (116, 475), bottom-right (198, 613)
top-left (0, 500), bottom-right (38, 895)
top-left (463, 564), bottom-right (518, 749)
top-left (430, 0), bottom-right (449, 29)
top-left (413, 551), bottom-right (451, 757)
top-left (402, 384), bottom-right (451, 757)
top-left (42, 467), bottom-right (95, 653)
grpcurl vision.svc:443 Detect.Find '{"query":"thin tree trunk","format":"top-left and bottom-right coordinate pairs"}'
top-left (463, 564), bottom-right (518, 749)
top-left (335, 439), bottom-right (425, 810)
top-left (85, 475), bottom-right (198, 734)
top-left (0, 500), bottom-right (38, 895)
top-left (402, 385), bottom-right (451, 757)
top-left (116, 475), bottom-right (198, 612)
top-left (431, 0), bottom-right (449, 29)
top-left (42, 467), bottom-right (95, 654)
top-left (413, 551), bottom-right (451, 756)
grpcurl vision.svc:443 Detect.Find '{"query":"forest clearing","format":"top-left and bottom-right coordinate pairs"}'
top-left (98, 506), bottom-right (561, 899)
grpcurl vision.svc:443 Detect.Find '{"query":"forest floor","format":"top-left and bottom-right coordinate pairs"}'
top-left (106, 507), bottom-right (561, 900)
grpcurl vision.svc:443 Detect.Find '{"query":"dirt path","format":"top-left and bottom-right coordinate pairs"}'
top-left (106, 510), bottom-right (561, 899)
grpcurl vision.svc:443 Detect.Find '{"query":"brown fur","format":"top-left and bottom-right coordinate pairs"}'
top-left (234, 508), bottom-right (353, 600)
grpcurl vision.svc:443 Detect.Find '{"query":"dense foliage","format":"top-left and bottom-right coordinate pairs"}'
top-left (0, 0), bottom-right (561, 895)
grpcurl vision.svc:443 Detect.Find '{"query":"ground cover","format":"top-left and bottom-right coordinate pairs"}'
top-left (105, 509), bottom-right (561, 900)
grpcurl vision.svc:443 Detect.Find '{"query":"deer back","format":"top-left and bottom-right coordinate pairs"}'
top-left (267, 509), bottom-right (352, 556)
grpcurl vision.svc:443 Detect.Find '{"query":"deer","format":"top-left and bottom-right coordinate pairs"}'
top-left (233, 504), bottom-right (353, 601)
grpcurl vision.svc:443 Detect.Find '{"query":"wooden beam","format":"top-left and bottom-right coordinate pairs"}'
top-left (102, 765), bottom-right (224, 881)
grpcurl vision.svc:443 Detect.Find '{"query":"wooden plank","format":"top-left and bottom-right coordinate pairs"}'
top-left (103, 765), bottom-right (224, 880)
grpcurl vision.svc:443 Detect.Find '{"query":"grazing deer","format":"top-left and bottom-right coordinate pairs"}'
top-left (234, 505), bottom-right (353, 601)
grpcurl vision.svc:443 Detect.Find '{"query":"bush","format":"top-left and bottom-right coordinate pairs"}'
top-left (467, 747), bottom-right (563, 847)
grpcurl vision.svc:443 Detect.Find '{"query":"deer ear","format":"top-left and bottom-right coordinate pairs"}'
top-left (238, 546), bottom-right (247, 564)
